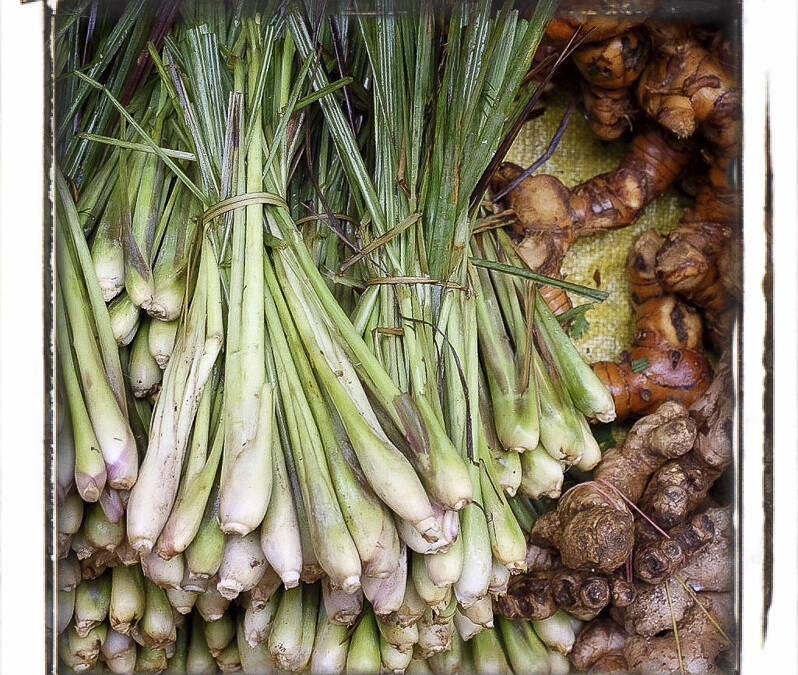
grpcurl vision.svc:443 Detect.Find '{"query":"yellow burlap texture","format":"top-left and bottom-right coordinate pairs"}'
top-left (505, 90), bottom-right (686, 363)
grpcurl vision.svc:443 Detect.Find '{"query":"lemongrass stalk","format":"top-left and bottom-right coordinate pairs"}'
top-left (56, 293), bottom-right (106, 502)
top-left (310, 604), bottom-right (349, 675)
top-left (67, 623), bottom-right (106, 669)
top-left (268, 584), bottom-right (305, 670)
top-left (396, 515), bottom-right (452, 555)
top-left (265, 253), bottom-right (399, 580)
top-left (187, 611), bottom-right (217, 675)
top-left (489, 561), bottom-right (510, 597)
top-left (416, 608), bottom-right (455, 659)
top-left (70, 530), bottom-right (96, 560)
top-left (57, 234), bottom-right (138, 488)
top-left (142, 550), bottom-right (184, 590)
top-left (294, 579), bottom-right (320, 672)
top-left (535, 295), bottom-right (615, 422)
top-left (259, 421), bottom-right (302, 589)
top-left (346, 608), bottom-right (381, 675)
top-left (475, 268), bottom-right (539, 452)
top-left (130, 320), bottom-right (162, 397)
top-left (135, 645), bottom-right (168, 673)
top-left (519, 445), bottom-right (565, 499)
top-left (472, 626), bottom-right (512, 675)
top-left (269, 323), bottom-right (360, 592)
top-left (480, 385), bottom-right (522, 496)
top-left (412, 551), bottom-right (451, 612)
top-left (479, 450), bottom-right (527, 572)
top-left (219, 383), bottom-right (274, 536)
top-left (166, 588), bottom-right (198, 615)
top-left (77, 150), bottom-right (119, 235)
top-left (58, 493), bottom-right (85, 557)
top-left (454, 473), bottom-right (492, 608)
top-left (58, 555), bottom-right (81, 592)
top-left (195, 584), bottom-right (230, 622)
top-left (103, 629), bottom-right (137, 674)
top-left (244, 590), bottom-right (279, 648)
top-left (497, 617), bottom-right (549, 675)
top-left (216, 640), bottom-right (241, 671)
top-left (270, 254), bottom-right (441, 539)
top-left (148, 318), bottom-right (178, 368)
top-left (57, 170), bottom-right (128, 414)
top-left (428, 629), bottom-right (464, 674)
top-left (534, 348), bottom-right (582, 462)
top-left (83, 502), bottom-right (123, 551)
top-left (454, 610), bottom-right (484, 642)
top-left (156, 397), bottom-right (223, 559)
top-left (168, 624), bottom-right (189, 674)
top-left (381, 634), bottom-right (414, 673)
top-left (407, 658), bottom-right (436, 675)
top-left (322, 578), bottom-right (363, 626)
top-left (57, 589), bottom-right (75, 634)
top-left (108, 293), bottom-right (141, 346)
top-left (250, 566), bottom-right (282, 610)
top-left (221, 62), bottom-right (267, 538)
top-left (237, 614), bottom-right (274, 675)
top-left (124, 94), bottom-right (166, 311)
top-left (127, 240), bottom-right (223, 554)
top-left (463, 595), bottom-right (494, 629)
top-left (58, 632), bottom-right (81, 671)
top-left (110, 564), bottom-right (145, 635)
top-left (74, 574), bottom-right (111, 637)
top-left (57, 388), bottom-right (77, 505)
top-left (216, 532), bottom-right (268, 600)
top-left (394, 577), bottom-right (427, 628)
top-left (183, 484), bottom-right (225, 590)
top-left (532, 611), bottom-right (576, 655)
top-left (574, 411), bottom-right (602, 471)
top-left (90, 180), bottom-right (125, 302)
top-left (98, 486), bottom-right (125, 524)
top-left (362, 544), bottom-right (408, 616)
top-left (139, 577), bottom-right (176, 649)
top-left (204, 612), bottom-right (235, 657)
top-left (425, 535), bottom-right (464, 590)
top-left (377, 612), bottom-right (419, 653)
top-left (549, 649), bottom-right (571, 674)
top-left (149, 188), bottom-right (196, 321)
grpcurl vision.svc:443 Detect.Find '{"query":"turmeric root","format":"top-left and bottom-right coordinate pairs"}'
top-left (569, 617), bottom-right (629, 672)
top-left (637, 23), bottom-right (741, 150)
top-left (680, 507), bottom-right (733, 592)
top-left (592, 400), bottom-right (696, 502)
top-left (592, 230), bottom-right (713, 419)
top-left (544, 0), bottom-right (657, 47)
top-left (550, 569), bottom-right (611, 621)
top-left (530, 483), bottom-right (634, 574)
top-left (573, 30), bottom-right (650, 140)
top-left (623, 592), bottom-right (733, 674)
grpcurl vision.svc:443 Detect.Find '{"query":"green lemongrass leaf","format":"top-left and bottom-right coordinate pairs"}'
top-left (73, 70), bottom-right (207, 204)
top-left (469, 257), bottom-right (608, 303)
top-left (631, 357), bottom-right (651, 374)
top-left (294, 76), bottom-right (354, 112)
top-left (78, 133), bottom-right (197, 161)
top-left (340, 213), bottom-right (421, 272)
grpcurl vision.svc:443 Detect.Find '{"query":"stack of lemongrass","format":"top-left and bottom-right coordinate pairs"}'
top-left (55, 2), bottom-right (615, 673)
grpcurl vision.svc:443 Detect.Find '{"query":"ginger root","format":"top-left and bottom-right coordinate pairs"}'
top-left (637, 23), bottom-right (741, 150)
top-left (623, 592), bottom-right (733, 675)
top-left (569, 617), bottom-right (629, 672)
top-left (531, 483), bottom-right (634, 574)
top-left (593, 400), bottom-right (697, 502)
top-left (573, 30), bottom-right (650, 140)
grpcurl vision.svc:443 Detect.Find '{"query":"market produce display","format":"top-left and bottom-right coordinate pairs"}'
top-left (53, 1), bottom-right (739, 673)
